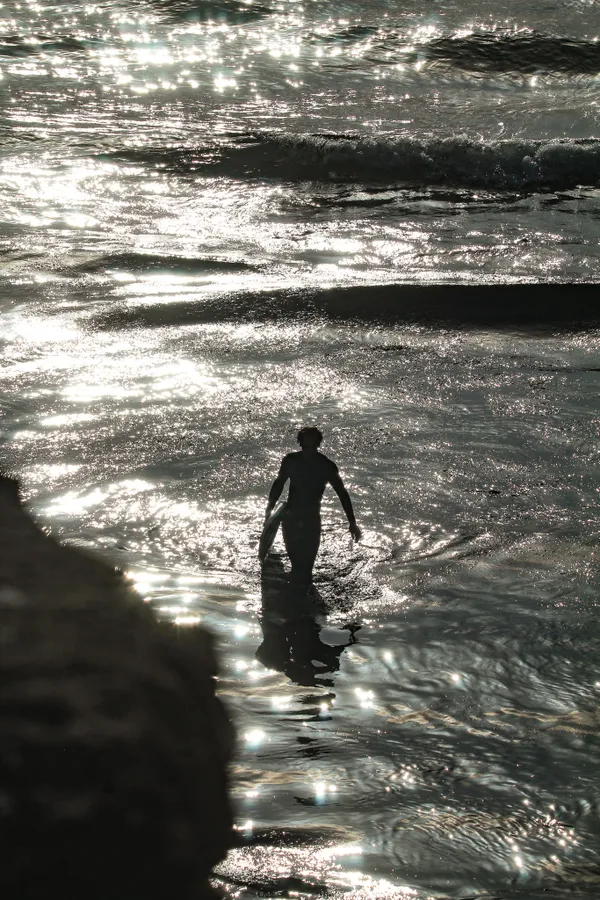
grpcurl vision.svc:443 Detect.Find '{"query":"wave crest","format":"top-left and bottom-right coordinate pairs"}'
top-left (423, 33), bottom-right (600, 76)
top-left (313, 27), bottom-right (600, 77)
top-left (0, 34), bottom-right (100, 57)
top-left (105, 133), bottom-right (600, 191)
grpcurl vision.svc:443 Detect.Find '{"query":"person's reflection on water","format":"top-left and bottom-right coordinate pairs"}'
top-left (262, 426), bottom-right (362, 585)
top-left (256, 558), bottom-right (359, 687)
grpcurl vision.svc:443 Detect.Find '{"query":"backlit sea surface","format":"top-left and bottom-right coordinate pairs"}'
top-left (1, 1), bottom-right (600, 897)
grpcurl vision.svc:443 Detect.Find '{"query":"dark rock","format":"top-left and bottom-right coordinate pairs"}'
top-left (0, 476), bottom-right (234, 899)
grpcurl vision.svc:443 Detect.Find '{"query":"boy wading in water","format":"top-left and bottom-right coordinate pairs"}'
top-left (264, 427), bottom-right (362, 583)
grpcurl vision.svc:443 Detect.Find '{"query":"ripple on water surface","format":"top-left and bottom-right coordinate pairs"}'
top-left (2, 301), bottom-right (599, 897)
top-left (2, 0), bottom-right (600, 893)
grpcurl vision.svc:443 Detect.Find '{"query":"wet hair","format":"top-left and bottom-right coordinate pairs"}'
top-left (297, 426), bottom-right (323, 447)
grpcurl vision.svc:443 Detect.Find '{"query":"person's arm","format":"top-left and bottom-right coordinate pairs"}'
top-left (264, 457), bottom-right (289, 519)
top-left (329, 469), bottom-right (362, 542)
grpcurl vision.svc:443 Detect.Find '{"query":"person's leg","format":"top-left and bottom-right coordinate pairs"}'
top-left (282, 514), bottom-right (321, 584)
top-left (300, 517), bottom-right (320, 583)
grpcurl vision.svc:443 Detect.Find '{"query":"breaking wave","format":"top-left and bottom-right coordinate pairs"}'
top-left (104, 133), bottom-right (600, 191)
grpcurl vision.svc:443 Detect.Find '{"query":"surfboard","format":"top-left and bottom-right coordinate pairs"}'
top-left (258, 501), bottom-right (286, 562)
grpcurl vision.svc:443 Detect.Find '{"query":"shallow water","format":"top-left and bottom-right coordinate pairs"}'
top-left (2, 306), bottom-right (600, 897)
top-left (2, 0), bottom-right (600, 897)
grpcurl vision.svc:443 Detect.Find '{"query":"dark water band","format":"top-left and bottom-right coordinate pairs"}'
top-left (96, 282), bottom-right (600, 330)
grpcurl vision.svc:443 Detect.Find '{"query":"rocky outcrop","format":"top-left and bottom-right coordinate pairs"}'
top-left (0, 476), bottom-right (234, 899)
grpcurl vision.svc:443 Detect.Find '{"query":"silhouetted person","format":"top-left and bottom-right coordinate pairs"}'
top-left (263, 427), bottom-right (361, 583)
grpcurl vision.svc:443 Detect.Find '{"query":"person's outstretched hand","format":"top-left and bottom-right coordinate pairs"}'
top-left (349, 523), bottom-right (362, 542)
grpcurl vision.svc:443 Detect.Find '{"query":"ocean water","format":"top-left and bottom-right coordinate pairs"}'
top-left (1, 0), bottom-right (600, 897)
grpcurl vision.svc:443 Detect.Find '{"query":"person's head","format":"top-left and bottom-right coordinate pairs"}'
top-left (297, 426), bottom-right (323, 452)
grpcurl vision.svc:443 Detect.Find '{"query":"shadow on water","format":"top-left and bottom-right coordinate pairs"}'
top-left (256, 557), bottom-right (359, 687)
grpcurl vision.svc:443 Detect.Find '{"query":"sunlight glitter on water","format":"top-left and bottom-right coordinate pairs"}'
top-left (2, 3), bottom-right (600, 898)
top-left (244, 729), bottom-right (266, 748)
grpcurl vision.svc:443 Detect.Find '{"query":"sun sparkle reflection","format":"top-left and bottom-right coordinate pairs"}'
top-left (244, 729), bottom-right (266, 748)
top-left (354, 687), bottom-right (376, 709)
top-left (174, 614), bottom-right (202, 626)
